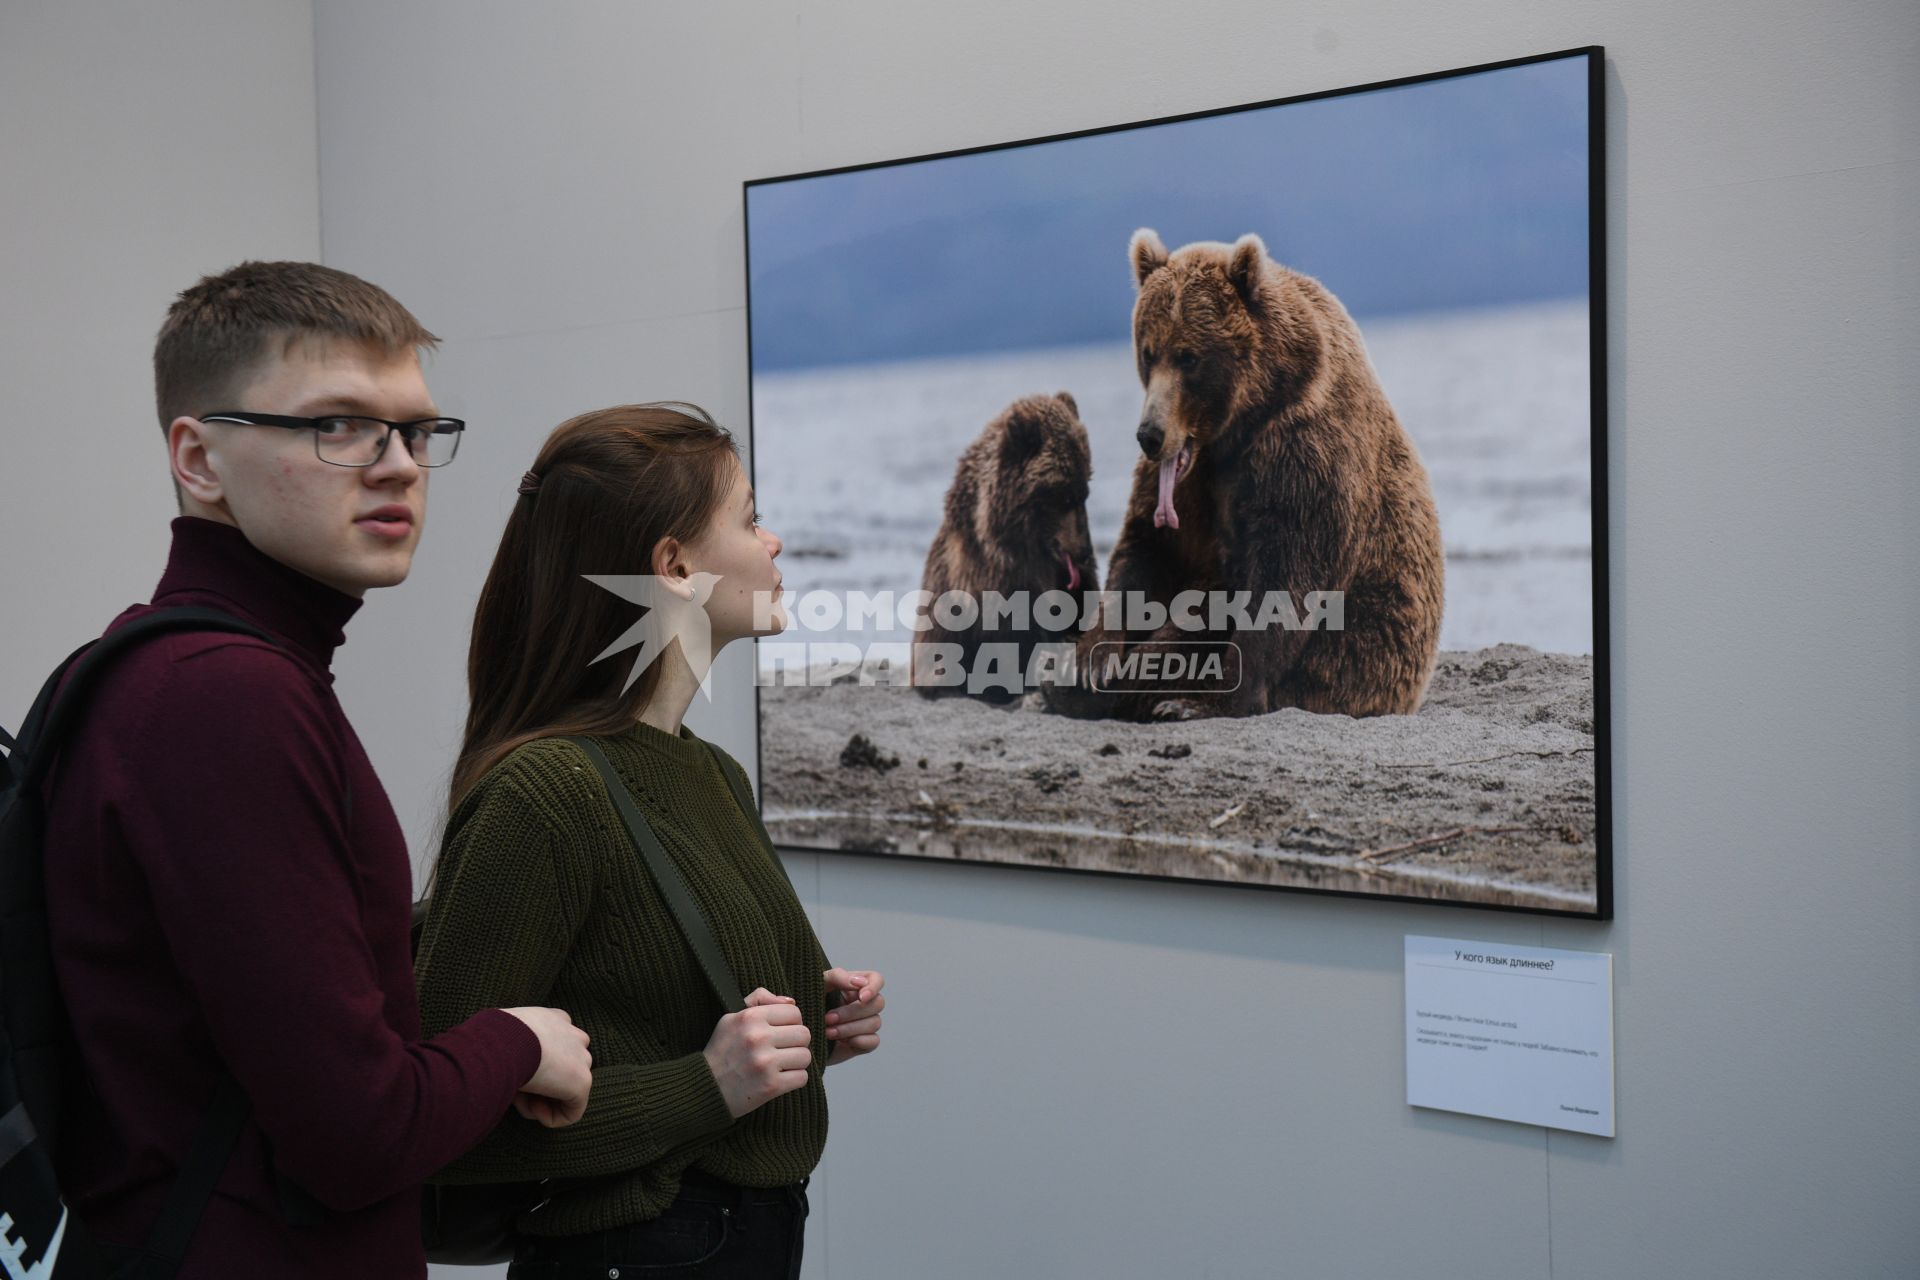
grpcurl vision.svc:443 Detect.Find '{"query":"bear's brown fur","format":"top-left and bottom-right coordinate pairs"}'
top-left (1049, 229), bottom-right (1443, 721)
top-left (915, 392), bottom-right (1100, 703)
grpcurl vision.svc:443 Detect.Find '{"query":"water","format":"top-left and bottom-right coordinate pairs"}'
top-left (750, 298), bottom-right (1593, 668)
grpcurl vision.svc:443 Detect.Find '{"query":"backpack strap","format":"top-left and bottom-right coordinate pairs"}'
top-left (8, 607), bottom-right (278, 789)
top-left (700, 741), bottom-right (792, 890)
top-left (0, 1099), bottom-right (36, 1170)
top-left (697, 741), bottom-right (839, 995)
top-left (564, 737), bottom-right (745, 1015)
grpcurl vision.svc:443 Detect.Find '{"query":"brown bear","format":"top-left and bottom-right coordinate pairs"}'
top-left (1048, 229), bottom-right (1443, 721)
top-left (914, 392), bottom-right (1100, 703)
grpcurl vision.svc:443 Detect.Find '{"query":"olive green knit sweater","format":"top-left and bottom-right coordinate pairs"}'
top-left (414, 722), bottom-right (828, 1236)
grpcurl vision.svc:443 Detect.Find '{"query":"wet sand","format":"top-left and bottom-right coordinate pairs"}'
top-left (759, 644), bottom-right (1600, 912)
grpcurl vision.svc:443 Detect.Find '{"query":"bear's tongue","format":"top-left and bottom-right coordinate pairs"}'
top-left (1062, 551), bottom-right (1081, 592)
top-left (1154, 443), bottom-right (1192, 530)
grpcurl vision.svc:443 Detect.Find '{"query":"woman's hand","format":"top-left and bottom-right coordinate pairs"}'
top-left (823, 968), bottom-right (885, 1066)
top-left (704, 988), bottom-right (812, 1119)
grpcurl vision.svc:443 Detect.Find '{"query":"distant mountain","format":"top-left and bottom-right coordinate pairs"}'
top-left (748, 56), bottom-right (1592, 371)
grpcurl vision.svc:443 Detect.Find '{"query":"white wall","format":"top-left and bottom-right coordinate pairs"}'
top-left (7, 0), bottom-right (1914, 1276)
top-left (0, 1), bottom-right (320, 716)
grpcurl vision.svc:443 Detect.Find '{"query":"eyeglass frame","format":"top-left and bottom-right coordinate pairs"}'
top-left (197, 411), bottom-right (466, 468)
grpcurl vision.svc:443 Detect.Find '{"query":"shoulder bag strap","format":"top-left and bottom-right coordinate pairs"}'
top-left (563, 737), bottom-right (745, 1015)
top-left (699, 741), bottom-right (793, 889)
top-left (695, 744), bottom-right (835, 991)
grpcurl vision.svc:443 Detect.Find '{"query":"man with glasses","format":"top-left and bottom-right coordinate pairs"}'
top-left (40, 261), bottom-right (593, 1277)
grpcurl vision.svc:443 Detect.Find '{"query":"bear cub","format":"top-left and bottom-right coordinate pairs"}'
top-left (914, 392), bottom-right (1100, 703)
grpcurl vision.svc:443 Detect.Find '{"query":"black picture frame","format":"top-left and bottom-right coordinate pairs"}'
top-left (743, 46), bottom-right (1611, 920)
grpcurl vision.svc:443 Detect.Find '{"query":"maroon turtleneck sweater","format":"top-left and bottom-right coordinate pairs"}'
top-left (42, 517), bottom-right (539, 1278)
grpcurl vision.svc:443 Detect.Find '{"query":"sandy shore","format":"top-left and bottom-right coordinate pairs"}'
top-left (759, 644), bottom-right (1600, 912)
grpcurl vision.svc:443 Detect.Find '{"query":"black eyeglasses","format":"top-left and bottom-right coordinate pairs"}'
top-left (199, 412), bottom-right (465, 468)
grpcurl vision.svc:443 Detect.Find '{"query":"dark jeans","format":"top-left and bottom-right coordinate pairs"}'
top-left (507, 1172), bottom-right (808, 1279)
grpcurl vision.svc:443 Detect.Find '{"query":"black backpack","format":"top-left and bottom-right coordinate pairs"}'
top-left (1, 607), bottom-right (275, 1279)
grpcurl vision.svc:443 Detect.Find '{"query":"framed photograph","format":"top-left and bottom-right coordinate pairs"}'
top-left (744, 46), bottom-right (1610, 918)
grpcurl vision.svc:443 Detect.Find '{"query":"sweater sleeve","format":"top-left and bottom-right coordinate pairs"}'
top-left (415, 759), bottom-right (736, 1185)
top-left (108, 642), bottom-right (541, 1211)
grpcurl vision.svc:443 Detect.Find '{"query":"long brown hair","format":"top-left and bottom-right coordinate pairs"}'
top-left (440, 402), bottom-right (738, 865)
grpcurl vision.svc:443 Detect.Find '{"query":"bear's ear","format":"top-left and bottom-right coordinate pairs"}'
top-left (1055, 390), bottom-right (1079, 418)
top-left (1001, 409), bottom-right (1044, 468)
top-left (1130, 228), bottom-right (1169, 289)
top-left (1228, 234), bottom-right (1267, 309)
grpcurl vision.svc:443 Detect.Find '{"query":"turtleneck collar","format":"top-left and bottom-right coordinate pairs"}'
top-left (152, 516), bottom-right (363, 673)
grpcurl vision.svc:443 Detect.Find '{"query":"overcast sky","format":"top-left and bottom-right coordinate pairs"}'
top-left (747, 52), bottom-right (1592, 371)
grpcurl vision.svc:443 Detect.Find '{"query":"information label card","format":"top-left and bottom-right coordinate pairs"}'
top-left (1404, 935), bottom-right (1615, 1137)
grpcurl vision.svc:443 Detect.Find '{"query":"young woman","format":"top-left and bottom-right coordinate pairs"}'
top-left (414, 403), bottom-right (883, 1279)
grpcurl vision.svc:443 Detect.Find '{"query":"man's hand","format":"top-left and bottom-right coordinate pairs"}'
top-left (704, 988), bottom-right (812, 1119)
top-left (501, 1006), bottom-right (593, 1128)
top-left (823, 968), bottom-right (885, 1066)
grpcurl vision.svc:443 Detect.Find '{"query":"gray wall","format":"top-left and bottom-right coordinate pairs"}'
top-left (0, 0), bottom-right (320, 711)
top-left (5, 1), bottom-right (1916, 1277)
top-left (311, 4), bottom-right (1918, 1277)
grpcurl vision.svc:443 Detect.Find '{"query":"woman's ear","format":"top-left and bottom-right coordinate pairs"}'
top-left (650, 534), bottom-right (697, 600)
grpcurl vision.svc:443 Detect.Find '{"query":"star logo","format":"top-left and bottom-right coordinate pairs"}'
top-left (584, 573), bottom-right (724, 698)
